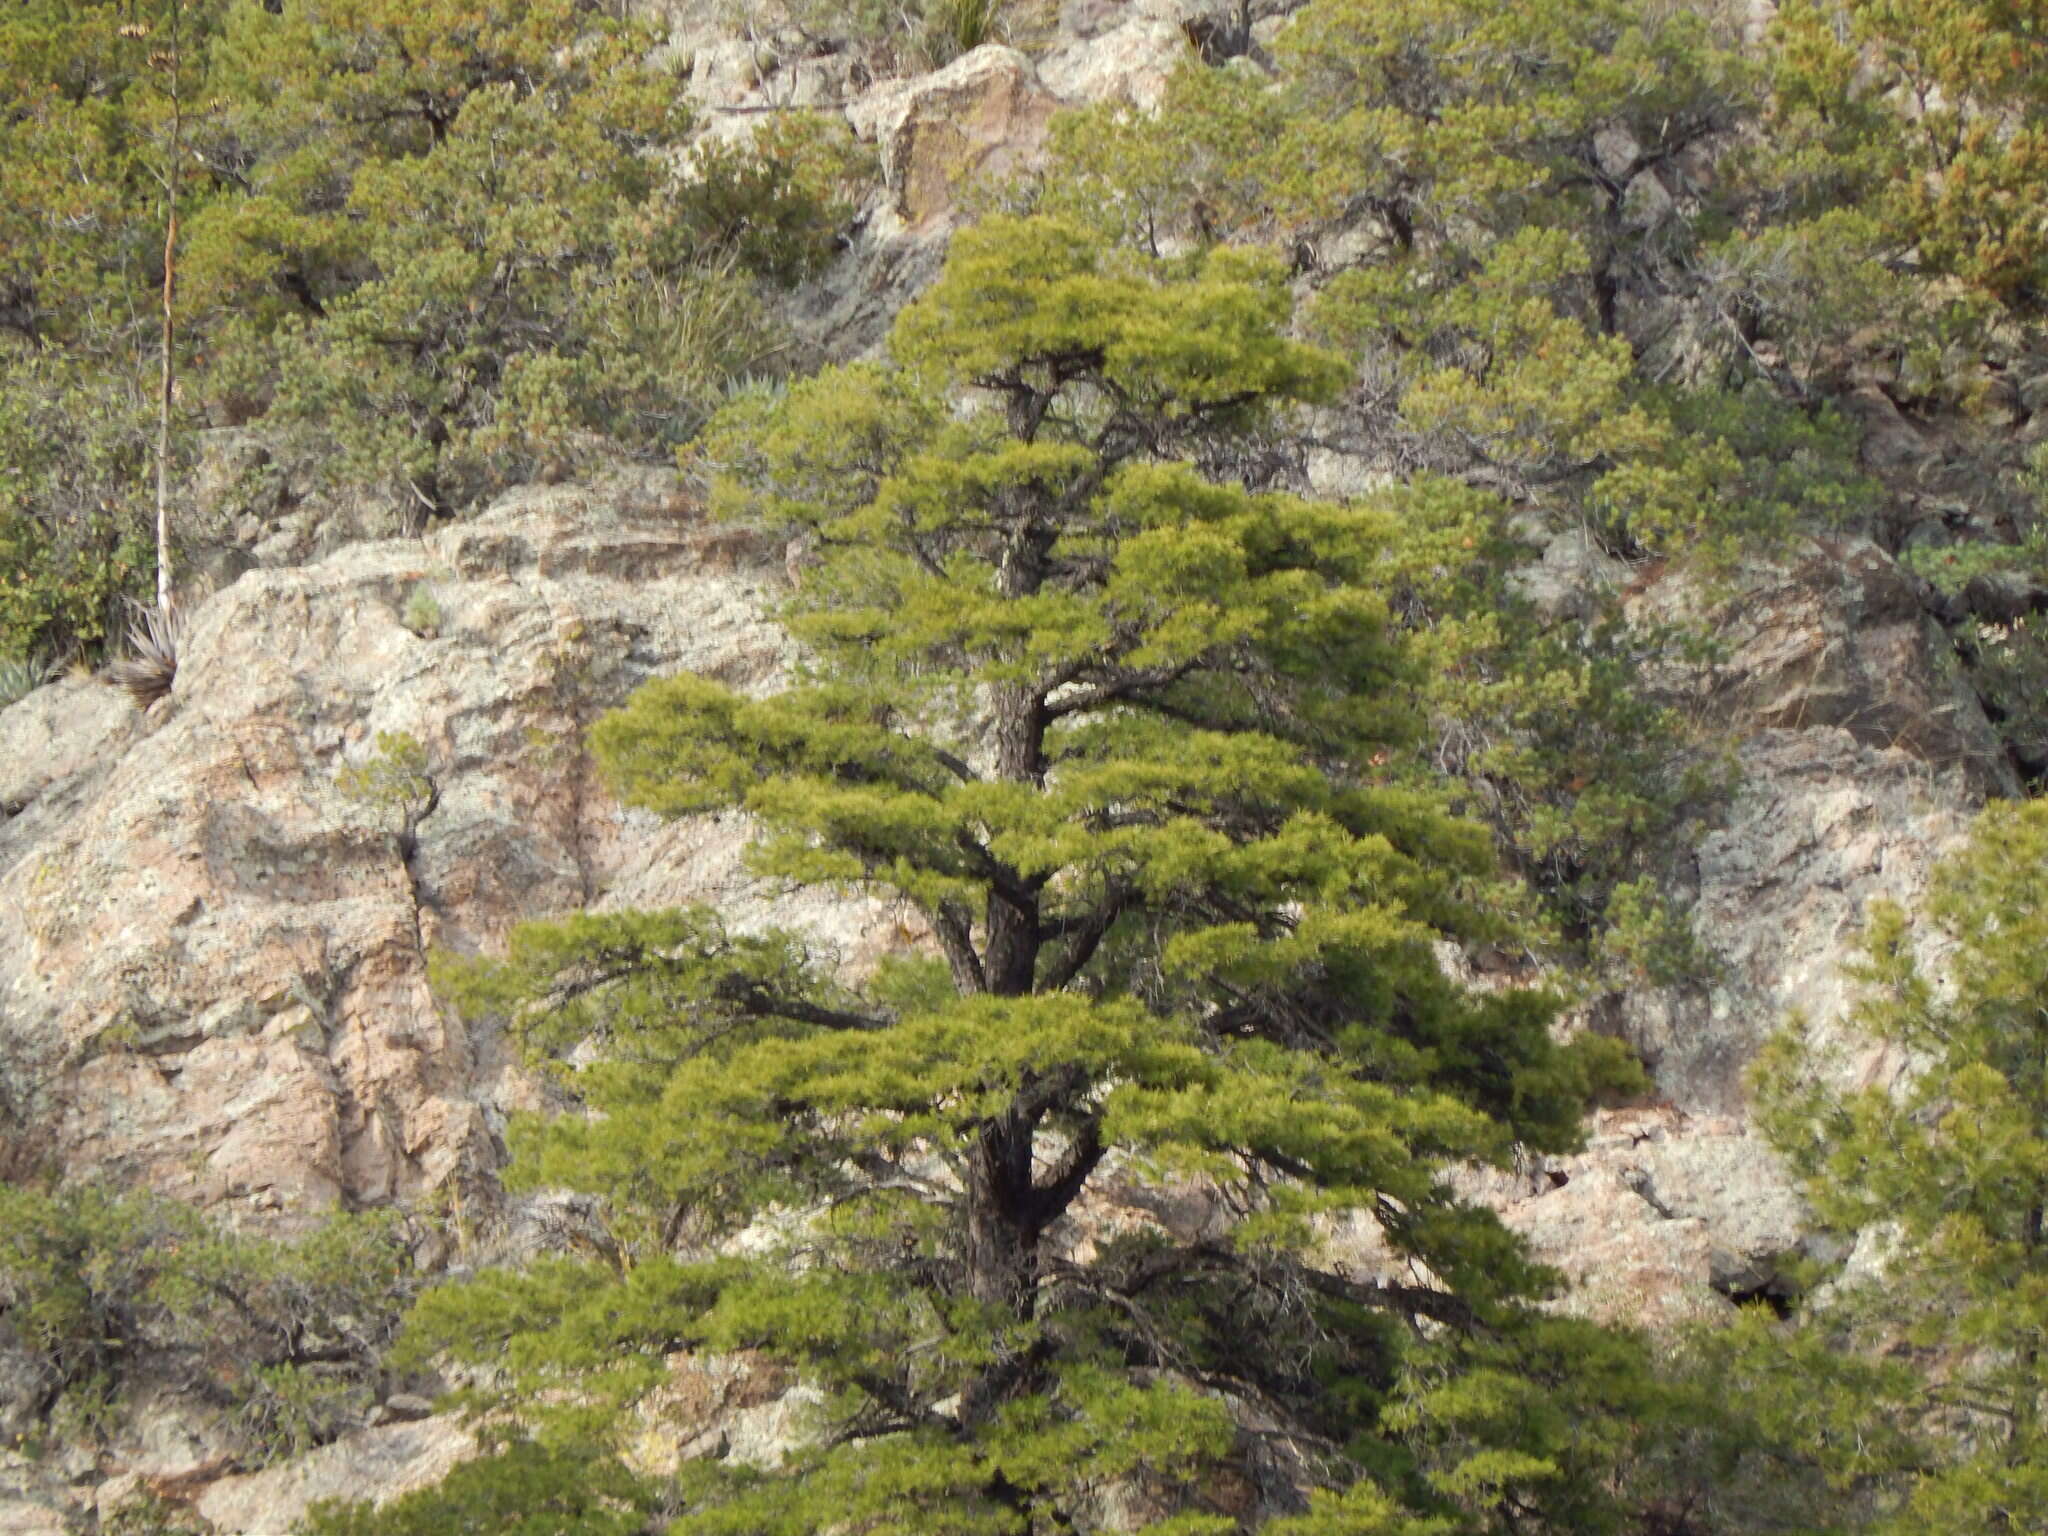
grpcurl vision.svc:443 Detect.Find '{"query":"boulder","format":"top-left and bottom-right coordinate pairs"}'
top-left (624, 1351), bottom-right (816, 1477)
top-left (849, 45), bottom-right (1056, 229)
top-left (1624, 534), bottom-right (2013, 796)
top-left (194, 1416), bottom-right (476, 1535)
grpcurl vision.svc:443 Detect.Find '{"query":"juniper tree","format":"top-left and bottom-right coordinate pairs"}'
top-left (404, 216), bottom-right (1646, 1534)
top-left (1770, 0), bottom-right (2048, 311)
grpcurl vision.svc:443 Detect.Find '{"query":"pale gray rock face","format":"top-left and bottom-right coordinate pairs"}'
top-left (1620, 726), bottom-right (1975, 1115)
top-left (0, 1455), bottom-right (83, 1536)
top-left (0, 474), bottom-right (818, 1223)
top-left (194, 1417), bottom-right (476, 1536)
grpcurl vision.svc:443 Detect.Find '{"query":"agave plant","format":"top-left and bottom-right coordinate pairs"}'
top-left (0, 653), bottom-right (56, 710)
top-left (107, 601), bottom-right (186, 710)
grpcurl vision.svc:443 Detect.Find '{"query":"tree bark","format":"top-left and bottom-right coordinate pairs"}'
top-left (984, 680), bottom-right (1045, 997)
top-left (965, 1117), bottom-right (1038, 1315)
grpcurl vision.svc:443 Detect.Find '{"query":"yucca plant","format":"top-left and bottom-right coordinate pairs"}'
top-left (400, 584), bottom-right (443, 638)
top-left (107, 601), bottom-right (185, 710)
top-left (0, 653), bottom-right (56, 710)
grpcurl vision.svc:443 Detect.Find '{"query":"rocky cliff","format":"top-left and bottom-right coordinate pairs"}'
top-left (0, 493), bottom-right (1993, 1532)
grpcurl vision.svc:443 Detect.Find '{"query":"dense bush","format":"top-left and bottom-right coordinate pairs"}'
top-left (0, 1185), bottom-right (415, 1458)
top-left (0, 352), bottom-right (165, 661)
top-left (0, 0), bottom-right (872, 658)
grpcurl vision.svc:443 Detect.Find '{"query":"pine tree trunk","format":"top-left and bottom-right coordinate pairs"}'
top-left (965, 1119), bottom-right (1037, 1314)
top-left (984, 678), bottom-right (1044, 996)
top-left (961, 1116), bottom-right (1043, 1429)
top-left (959, 514), bottom-right (1057, 1414)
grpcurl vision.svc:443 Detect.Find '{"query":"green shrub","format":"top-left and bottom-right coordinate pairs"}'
top-left (1, 0), bottom-right (872, 645)
top-left (400, 586), bottom-right (443, 639)
top-left (0, 352), bottom-right (164, 662)
top-left (665, 113), bottom-right (874, 287)
top-left (0, 1185), bottom-right (415, 1459)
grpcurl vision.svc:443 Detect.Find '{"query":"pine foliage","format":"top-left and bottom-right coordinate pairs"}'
top-left (412, 215), bottom-right (1649, 1534)
top-left (1742, 798), bottom-right (2048, 1530)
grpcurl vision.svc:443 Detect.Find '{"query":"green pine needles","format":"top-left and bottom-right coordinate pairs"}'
top-left (410, 216), bottom-right (1647, 1534)
top-left (1737, 796), bottom-right (2048, 1529)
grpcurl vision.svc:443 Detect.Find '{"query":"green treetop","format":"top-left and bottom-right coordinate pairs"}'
top-left (403, 215), bottom-right (1648, 1535)
top-left (1744, 796), bottom-right (2048, 1530)
top-left (1043, 0), bottom-right (1859, 574)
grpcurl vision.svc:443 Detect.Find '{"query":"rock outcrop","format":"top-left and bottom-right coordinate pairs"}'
top-left (849, 45), bottom-right (1057, 228)
top-left (0, 472), bottom-right (826, 1221)
top-left (193, 1417), bottom-right (476, 1536)
top-left (1626, 534), bottom-right (2014, 797)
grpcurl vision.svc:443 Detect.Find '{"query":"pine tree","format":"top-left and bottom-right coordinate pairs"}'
top-left (394, 215), bottom-right (1646, 1533)
top-left (1743, 796), bottom-right (2048, 1530)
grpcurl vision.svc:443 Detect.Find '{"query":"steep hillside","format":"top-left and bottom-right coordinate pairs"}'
top-left (6, 0), bottom-right (2048, 1531)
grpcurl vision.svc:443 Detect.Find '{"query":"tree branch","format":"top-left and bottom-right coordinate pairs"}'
top-left (1037, 887), bottom-right (1133, 993)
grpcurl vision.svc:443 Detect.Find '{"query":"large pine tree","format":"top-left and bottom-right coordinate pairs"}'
top-left (406, 215), bottom-right (1645, 1534)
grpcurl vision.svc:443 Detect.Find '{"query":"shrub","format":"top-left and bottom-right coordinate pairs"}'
top-left (0, 1185), bottom-right (414, 1458)
top-left (0, 352), bottom-right (165, 662)
top-left (336, 731), bottom-right (438, 846)
top-left (665, 113), bottom-right (874, 287)
top-left (399, 585), bottom-right (442, 639)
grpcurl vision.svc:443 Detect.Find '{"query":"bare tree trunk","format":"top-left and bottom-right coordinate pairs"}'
top-left (155, 0), bottom-right (181, 614)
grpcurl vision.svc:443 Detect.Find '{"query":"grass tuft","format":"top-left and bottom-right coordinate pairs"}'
top-left (919, 0), bottom-right (1005, 67)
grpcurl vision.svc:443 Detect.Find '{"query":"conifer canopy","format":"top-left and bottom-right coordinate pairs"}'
top-left (418, 214), bottom-right (1643, 1534)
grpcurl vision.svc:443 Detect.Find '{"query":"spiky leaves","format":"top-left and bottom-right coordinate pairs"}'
top-left (106, 600), bottom-right (183, 710)
top-left (421, 217), bottom-right (1642, 1533)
